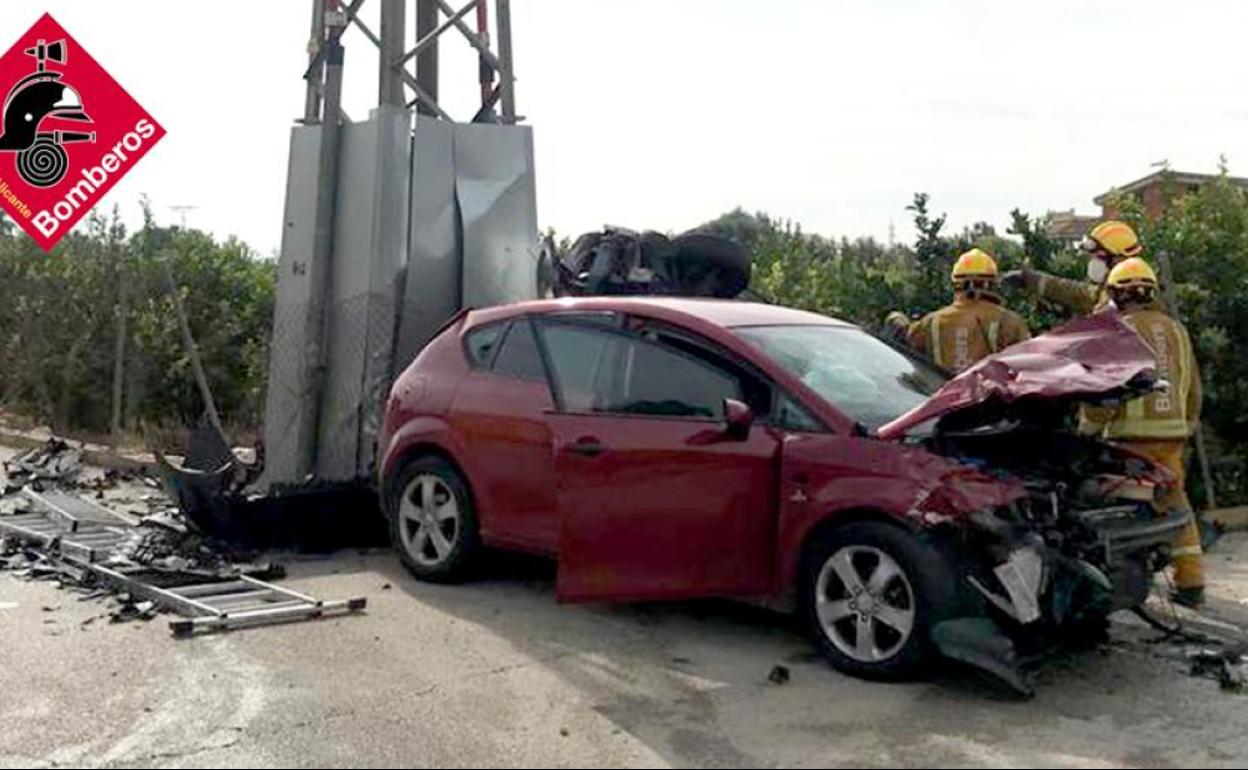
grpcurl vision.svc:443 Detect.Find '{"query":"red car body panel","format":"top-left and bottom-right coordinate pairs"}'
top-left (552, 413), bottom-right (779, 602)
top-left (450, 372), bottom-right (559, 552)
top-left (877, 312), bottom-right (1157, 441)
top-left (775, 433), bottom-right (1028, 599)
top-left (379, 298), bottom-right (1138, 607)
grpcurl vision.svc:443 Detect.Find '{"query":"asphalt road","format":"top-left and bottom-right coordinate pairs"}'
top-left (3, 459), bottom-right (1248, 767)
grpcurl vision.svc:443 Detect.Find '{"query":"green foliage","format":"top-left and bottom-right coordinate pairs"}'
top-left (0, 208), bottom-right (276, 436)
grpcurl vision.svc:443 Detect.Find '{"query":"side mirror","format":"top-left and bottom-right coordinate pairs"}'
top-left (723, 398), bottom-right (754, 441)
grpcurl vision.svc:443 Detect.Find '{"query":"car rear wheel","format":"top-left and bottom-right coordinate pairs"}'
top-left (801, 521), bottom-right (955, 680)
top-left (386, 456), bottom-right (481, 583)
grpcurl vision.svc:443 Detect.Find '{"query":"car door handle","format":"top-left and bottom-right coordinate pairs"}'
top-left (565, 438), bottom-right (606, 457)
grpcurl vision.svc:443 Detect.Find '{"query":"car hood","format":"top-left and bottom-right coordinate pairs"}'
top-left (877, 312), bottom-right (1157, 441)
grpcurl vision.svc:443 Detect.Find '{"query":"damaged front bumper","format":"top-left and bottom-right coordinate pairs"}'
top-left (934, 505), bottom-right (1192, 696)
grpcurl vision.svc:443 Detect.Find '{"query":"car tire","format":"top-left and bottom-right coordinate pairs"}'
top-left (800, 520), bottom-right (958, 681)
top-left (385, 456), bottom-right (481, 583)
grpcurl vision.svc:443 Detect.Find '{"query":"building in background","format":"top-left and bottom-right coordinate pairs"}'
top-left (1097, 169), bottom-right (1248, 219)
top-left (1041, 209), bottom-right (1100, 246)
top-left (1043, 169), bottom-right (1248, 243)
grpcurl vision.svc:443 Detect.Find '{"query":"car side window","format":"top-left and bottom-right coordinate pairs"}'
top-left (774, 392), bottom-right (825, 432)
top-left (492, 318), bottom-right (546, 381)
top-left (540, 323), bottom-right (613, 411)
top-left (605, 336), bottom-right (742, 419)
top-left (464, 322), bottom-right (504, 367)
top-left (541, 321), bottom-right (743, 419)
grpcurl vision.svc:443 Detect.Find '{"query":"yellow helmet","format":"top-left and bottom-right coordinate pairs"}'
top-left (1087, 220), bottom-right (1143, 258)
top-left (1107, 257), bottom-right (1158, 289)
top-left (951, 248), bottom-right (999, 282)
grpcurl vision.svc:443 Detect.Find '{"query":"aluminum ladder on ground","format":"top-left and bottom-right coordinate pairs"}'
top-left (0, 488), bottom-right (138, 561)
top-left (1, 488), bottom-right (367, 636)
top-left (88, 564), bottom-right (368, 637)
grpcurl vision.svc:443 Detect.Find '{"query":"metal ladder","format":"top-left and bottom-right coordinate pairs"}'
top-left (1, 488), bottom-right (367, 636)
top-left (0, 488), bottom-right (138, 561)
top-left (88, 564), bottom-right (368, 637)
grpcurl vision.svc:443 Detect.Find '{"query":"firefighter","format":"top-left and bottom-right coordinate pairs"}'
top-left (1003, 219), bottom-right (1143, 316)
top-left (886, 248), bottom-right (1031, 372)
top-left (1080, 257), bottom-right (1206, 607)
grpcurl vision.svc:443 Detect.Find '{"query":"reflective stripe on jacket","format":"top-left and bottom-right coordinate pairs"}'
top-left (906, 295), bottom-right (1031, 373)
top-left (1079, 306), bottom-right (1202, 440)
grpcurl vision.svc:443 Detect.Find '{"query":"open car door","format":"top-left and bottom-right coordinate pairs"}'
top-left (538, 317), bottom-right (778, 603)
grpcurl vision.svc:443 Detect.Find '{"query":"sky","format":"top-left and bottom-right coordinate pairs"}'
top-left (5, 0), bottom-right (1248, 255)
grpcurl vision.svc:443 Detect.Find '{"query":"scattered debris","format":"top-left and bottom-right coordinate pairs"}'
top-left (109, 594), bottom-right (158, 624)
top-left (3, 438), bottom-right (83, 485)
top-left (0, 432), bottom-right (366, 637)
top-left (548, 227), bottom-right (751, 299)
top-left (1189, 646), bottom-right (1248, 693)
top-left (768, 665), bottom-right (791, 685)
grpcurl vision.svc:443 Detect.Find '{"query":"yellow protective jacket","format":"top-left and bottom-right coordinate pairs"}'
top-left (1080, 304), bottom-right (1202, 441)
top-left (1024, 271), bottom-right (1112, 315)
top-left (906, 295), bottom-right (1032, 373)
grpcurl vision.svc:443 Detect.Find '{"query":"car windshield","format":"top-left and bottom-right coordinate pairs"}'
top-left (735, 325), bottom-right (948, 430)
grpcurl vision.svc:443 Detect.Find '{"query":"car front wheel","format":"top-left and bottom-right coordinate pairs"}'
top-left (386, 456), bottom-right (481, 583)
top-left (801, 521), bottom-right (955, 680)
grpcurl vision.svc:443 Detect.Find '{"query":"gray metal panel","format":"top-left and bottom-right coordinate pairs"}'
top-left (357, 106), bottom-right (412, 475)
top-left (261, 124), bottom-right (323, 488)
top-left (395, 116), bottom-right (460, 370)
top-left (315, 118), bottom-right (376, 481)
top-left (454, 123), bottom-right (540, 309)
top-left (316, 109), bottom-right (412, 482)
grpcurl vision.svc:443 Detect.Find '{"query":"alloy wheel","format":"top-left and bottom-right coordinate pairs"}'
top-left (814, 545), bottom-right (917, 663)
top-left (398, 474), bottom-right (461, 567)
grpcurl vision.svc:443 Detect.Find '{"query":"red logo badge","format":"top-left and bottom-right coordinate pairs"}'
top-left (0, 14), bottom-right (164, 251)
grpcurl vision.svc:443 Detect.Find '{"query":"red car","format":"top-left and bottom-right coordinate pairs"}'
top-left (378, 298), bottom-right (1188, 690)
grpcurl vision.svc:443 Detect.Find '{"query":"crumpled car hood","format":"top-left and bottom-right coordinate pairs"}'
top-left (877, 312), bottom-right (1157, 441)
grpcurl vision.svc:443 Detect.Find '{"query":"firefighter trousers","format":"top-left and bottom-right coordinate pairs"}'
top-left (1123, 440), bottom-right (1205, 590)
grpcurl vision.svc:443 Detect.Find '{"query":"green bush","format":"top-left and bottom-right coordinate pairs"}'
top-left (0, 206), bottom-right (275, 438)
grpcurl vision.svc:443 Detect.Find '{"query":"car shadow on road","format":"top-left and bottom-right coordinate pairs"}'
top-left (285, 547), bottom-right (1183, 767)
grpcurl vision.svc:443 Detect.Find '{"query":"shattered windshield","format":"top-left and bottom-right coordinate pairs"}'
top-left (736, 325), bottom-right (948, 430)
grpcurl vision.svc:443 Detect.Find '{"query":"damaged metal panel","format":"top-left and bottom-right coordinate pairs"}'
top-left (266, 113), bottom-right (538, 488)
top-left (316, 108), bottom-right (412, 482)
top-left (261, 124), bottom-right (324, 488)
top-left (877, 312), bottom-right (1159, 441)
top-left (454, 122), bottom-right (540, 309)
top-left (357, 106), bottom-right (412, 477)
top-left (395, 116), bottom-right (459, 369)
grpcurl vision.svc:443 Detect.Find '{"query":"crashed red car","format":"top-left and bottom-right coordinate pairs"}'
top-left (378, 298), bottom-right (1189, 690)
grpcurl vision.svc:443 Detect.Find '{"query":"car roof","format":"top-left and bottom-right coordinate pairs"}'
top-left (465, 297), bottom-right (853, 330)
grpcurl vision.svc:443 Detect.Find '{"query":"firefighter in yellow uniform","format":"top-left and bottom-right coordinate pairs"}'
top-left (1005, 220), bottom-right (1142, 316)
top-left (1080, 258), bottom-right (1206, 607)
top-left (887, 248), bottom-right (1031, 372)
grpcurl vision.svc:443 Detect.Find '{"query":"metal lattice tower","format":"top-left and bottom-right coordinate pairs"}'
top-left (301, 0), bottom-right (518, 126)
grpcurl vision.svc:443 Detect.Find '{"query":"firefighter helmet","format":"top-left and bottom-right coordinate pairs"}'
top-left (1087, 220), bottom-right (1143, 258)
top-left (1107, 257), bottom-right (1158, 289)
top-left (951, 248), bottom-right (999, 282)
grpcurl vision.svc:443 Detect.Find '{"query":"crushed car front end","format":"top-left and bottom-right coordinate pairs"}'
top-left (873, 313), bottom-right (1188, 690)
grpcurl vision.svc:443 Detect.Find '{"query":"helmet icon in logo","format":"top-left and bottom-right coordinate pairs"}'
top-left (0, 38), bottom-right (95, 188)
